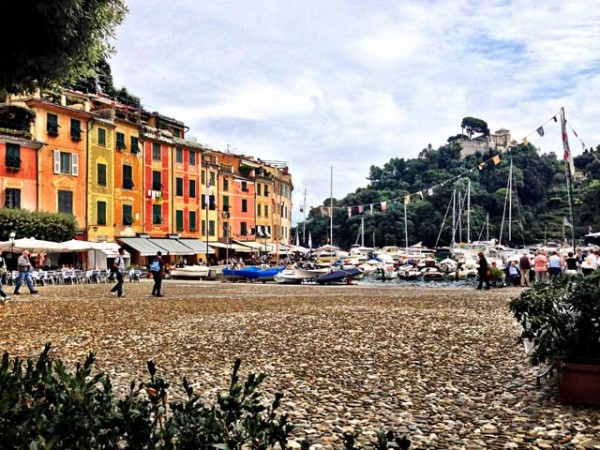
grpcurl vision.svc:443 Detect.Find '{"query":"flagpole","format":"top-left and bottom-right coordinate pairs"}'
top-left (560, 107), bottom-right (576, 254)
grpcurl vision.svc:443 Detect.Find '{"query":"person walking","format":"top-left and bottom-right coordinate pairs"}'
top-left (533, 250), bottom-right (548, 283)
top-left (0, 249), bottom-right (7, 286)
top-left (0, 249), bottom-right (10, 302)
top-left (109, 247), bottom-right (126, 298)
top-left (13, 250), bottom-right (39, 295)
top-left (476, 252), bottom-right (490, 290)
top-left (519, 253), bottom-right (531, 287)
top-left (150, 251), bottom-right (166, 297)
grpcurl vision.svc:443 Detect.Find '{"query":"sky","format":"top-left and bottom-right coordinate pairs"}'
top-left (108, 0), bottom-right (600, 225)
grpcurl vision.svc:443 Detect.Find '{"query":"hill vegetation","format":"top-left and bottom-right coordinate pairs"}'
top-left (300, 135), bottom-right (600, 250)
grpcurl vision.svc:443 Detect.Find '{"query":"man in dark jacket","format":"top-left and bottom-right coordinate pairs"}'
top-left (477, 252), bottom-right (490, 290)
top-left (519, 253), bottom-right (532, 287)
top-left (151, 251), bottom-right (166, 297)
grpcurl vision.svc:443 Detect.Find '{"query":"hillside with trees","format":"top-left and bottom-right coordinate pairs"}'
top-left (299, 128), bottom-right (600, 250)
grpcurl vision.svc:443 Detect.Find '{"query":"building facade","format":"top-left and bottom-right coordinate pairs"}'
top-left (2, 90), bottom-right (294, 263)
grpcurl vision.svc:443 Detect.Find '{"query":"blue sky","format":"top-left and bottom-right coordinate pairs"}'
top-left (109, 0), bottom-right (600, 224)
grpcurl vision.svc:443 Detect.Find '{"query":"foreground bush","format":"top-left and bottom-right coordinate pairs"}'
top-left (0, 344), bottom-right (411, 449)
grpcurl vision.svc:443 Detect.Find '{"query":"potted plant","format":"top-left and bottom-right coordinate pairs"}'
top-left (508, 272), bottom-right (600, 405)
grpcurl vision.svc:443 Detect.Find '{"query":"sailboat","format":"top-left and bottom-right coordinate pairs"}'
top-left (350, 214), bottom-right (374, 260)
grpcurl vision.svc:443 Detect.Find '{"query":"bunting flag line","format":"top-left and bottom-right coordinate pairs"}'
top-left (313, 108), bottom-right (588, 218)
top-left (568, 123), bottom-right (586, 150)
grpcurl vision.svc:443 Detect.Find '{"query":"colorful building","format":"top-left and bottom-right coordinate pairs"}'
top-left (2, 89), bottom-right (294, 264)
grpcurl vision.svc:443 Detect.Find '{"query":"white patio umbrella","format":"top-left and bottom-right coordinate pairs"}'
top-left (59, 239), bottom-right (102, 252)
top-left (0, 237), bottom-right (66, 253)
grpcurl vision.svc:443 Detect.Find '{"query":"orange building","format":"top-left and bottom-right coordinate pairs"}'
top-left (17, 92), bottom-right (89, 234)
top-left (3, 90), bottom-right (295, 260)
top-left (0, 134), bottom-right (43, 211)
top-left (171, 140), bottom-right (202, 238)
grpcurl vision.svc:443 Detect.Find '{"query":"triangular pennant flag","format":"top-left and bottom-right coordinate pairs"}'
top-left (369, 204), bottom-right (374, 215)
top-left (536, 126), bottom-right (545, 137)
top-left (358, 205), bottom-right (364, 214)
top-left (564, 217), bottom-right (573, 228)
top-left (478, 162), bottom-right (485, 171)
top-left (347, 206), bottom-right (352, 218)
top-left (417, 191), bottom-right (424, 199)
top-left (492, 155), bottom-right (501, 165)
top-left (553, 116), bottom-right (558, 122)
top-left (381, 201), bottom-right (387, 211)
top-left (405, 195), bottom-right (411, 205)
top-left (427, 188), bottom-right (434, 196)
top-left (522, 137), bottom-right (528, 146)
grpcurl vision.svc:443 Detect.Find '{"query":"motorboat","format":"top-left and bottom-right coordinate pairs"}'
top-left (316, 267), bottom-right (363, 285)
top-left (222, 265), bottom-right (285, 283)
top-left (169, 265), bottom-right (211, 279)
top-left (397, 265), bottom-right (422, 280)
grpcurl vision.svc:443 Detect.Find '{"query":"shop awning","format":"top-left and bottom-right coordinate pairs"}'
top-left (209, 242), bottom-right (253, 252)
top-left (150, 238), bottom-right (196, 256)
top-left (117, 237), bottom-right (167, 256)
top-left (232, 240), bottom-right (263, 249)
top-left (178, 239), bottom-right (215, 254)
top-left (94, 243), bottom-right (131, 259)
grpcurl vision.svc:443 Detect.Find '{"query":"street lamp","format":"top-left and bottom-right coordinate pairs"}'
top-left (9, 231), bottom-right (15, 254)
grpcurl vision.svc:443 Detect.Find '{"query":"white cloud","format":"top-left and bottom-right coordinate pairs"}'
top-left (109, 0), bottom-right (600, 225)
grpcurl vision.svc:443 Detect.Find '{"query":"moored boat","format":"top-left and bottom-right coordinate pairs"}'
top-left (169, 265), bottom-right (211, 279)
top-left (316, 267), bottom-right (363, 285)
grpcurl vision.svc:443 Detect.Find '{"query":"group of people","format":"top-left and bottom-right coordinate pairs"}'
top-left (476, 247), bottom-right (600, 290)
top-left (0, 249), bottom-right (40, 302)
top-left (108, 248), bottom-right (167, 298)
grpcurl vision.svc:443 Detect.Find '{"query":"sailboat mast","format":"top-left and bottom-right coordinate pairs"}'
top-left (302, 188), bottom-right (307, 245)
top-left (467, 179), bottom-right (471, 243)
top-left (508, 157), bottom-right (513, 243)
top-left (329, 166), bottom-right (334, 246)
top-left (404, 198), bottom-right (409, 252)
top-left (457, 190), bottom-right (462, 243)
top-left (451, 189), bottom-right (456, 246)
top-left (361, 214), bottom-right (365, 247)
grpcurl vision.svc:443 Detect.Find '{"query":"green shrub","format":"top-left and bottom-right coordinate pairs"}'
top-left (509, 272), bottom-right (600, 366)
top-left (0, 344), bottom-right (411, 449)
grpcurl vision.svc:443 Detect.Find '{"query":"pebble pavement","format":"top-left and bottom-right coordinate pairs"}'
top-left (0, 280), bottom-right (598, 449)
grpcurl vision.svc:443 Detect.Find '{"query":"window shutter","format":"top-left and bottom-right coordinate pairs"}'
top-left (53, 150), bottom-right (60, 174)
top-left (72, 153), bottom-right (79, 176)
